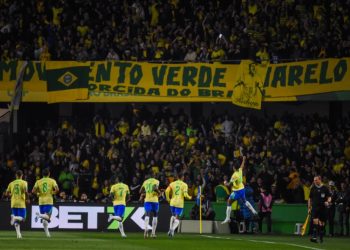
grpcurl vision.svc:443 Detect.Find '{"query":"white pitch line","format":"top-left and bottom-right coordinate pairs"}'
top-left (0, 237), bottom-right (108, 242)
top-left (200, 235), bottom-right (325, 250)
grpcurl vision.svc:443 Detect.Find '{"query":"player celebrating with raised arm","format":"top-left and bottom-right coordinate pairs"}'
top-left (308, 175), bottom-right (331, 243)
top-left (222, 156), bottom-right (257, 224)
top-left (165, 172), bottom-right (192, 237)
top-left (32, 168), bottom-right (59, 238)
top-left (6, 170), bottom-right (29, 239)
top-left (140, 172), bottom-right (160, 238)
top-left (108, 177), bottom-right (130, 238)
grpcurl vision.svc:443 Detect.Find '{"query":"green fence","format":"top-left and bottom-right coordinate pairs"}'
top-left (183, 202), bottom-right (341, 234)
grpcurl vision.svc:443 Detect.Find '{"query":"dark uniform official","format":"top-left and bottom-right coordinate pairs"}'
top-left (308, 176), bottom-right (331, 243)
top-left (336, 182), bottom-right (350, 236)
top-left (327, 181), bottom-right (337, 236)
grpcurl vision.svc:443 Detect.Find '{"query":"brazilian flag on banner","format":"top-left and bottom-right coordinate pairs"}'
top-left (232, 60), bottom-right (268, 110)
top-left (46, 61), bottom-right (90, 103)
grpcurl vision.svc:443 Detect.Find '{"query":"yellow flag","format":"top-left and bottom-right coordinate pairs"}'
top-left (232, 60), bottom-right (268, 109)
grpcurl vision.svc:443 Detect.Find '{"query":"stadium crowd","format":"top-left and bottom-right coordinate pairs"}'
top-left (1, 104), bottom-right (350, 206)
top-left (1, 0), bottom-right (350, 62)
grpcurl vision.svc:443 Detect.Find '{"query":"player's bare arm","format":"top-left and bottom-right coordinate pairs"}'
top-left (53, 185), bottom-right (60, 194)
top-left (31, 186), bottom-right (37, 195)
top-left (184, 191), bottom-right (192, 200)
top-left (165, 186), bottom-right (172, 202)
top-left (153, 185), bottom-right (161, 196)
top-left (109, 192), bottom-right (114, 200)
top-left (139, 186), bottom-right (145, 201)
top-left (126, 193), bottom-right (130, 203)
top-left (139, 185), bottom-right (145, 194)
top-left (239, 156), bottom-right (247, 170)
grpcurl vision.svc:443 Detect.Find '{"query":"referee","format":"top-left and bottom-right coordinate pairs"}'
top-left (308, 175), bottom-right (331, 243)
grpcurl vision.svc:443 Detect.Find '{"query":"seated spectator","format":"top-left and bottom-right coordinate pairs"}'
top-left (79, 193), bottom-right (90, 203)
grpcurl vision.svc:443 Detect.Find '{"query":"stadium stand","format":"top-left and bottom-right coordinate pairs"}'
top-left (1, 105), bottom-right (349, 206)
top-left (1, 0), bottom-right (350, 62)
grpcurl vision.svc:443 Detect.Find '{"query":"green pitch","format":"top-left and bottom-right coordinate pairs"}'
top-left (0, 231), bottom-right (349, 250)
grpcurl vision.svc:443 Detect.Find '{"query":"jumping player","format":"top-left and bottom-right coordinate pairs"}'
top-left (222, 156), bottom-right (258, 224)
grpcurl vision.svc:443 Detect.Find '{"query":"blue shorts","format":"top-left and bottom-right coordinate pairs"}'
top-left (39, 205), bottom-right (53, 215)
top-left (114, 205), bottom-right (126, 218)
top-left (11, 208), bottom-right (26, 219)
top-left (170, 206), bottom-right (183, 217)
top-left (144, 202), bottom-right (159, 214)
top-left (229, 189), bottom-right (246, 202)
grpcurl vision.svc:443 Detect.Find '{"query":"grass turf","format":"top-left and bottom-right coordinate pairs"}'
top-left (0, 231), bottom-right (349, 250)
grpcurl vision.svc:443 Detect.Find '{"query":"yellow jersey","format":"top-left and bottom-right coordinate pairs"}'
top-left (6, 179), bottom-right (27, 208)
top-left (142, 178), bottom-right (159, 203)
top-left (110, 183), bottom-right (130, 206)
top-left (230, 168), bottom-right (244, 191)
top-left (166, 180), bottom-right (191, 208)
top-left (33, 177), bottom-right (58, 205)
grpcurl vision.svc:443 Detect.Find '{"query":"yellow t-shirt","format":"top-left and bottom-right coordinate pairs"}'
top-left (303, 185), bottom-right (311, 201)
top-left (77, 25), bottom-right (89, 37)
top-left (243, 136), bottom-right (251, 146)
top-left (34, 177), bottom-right (58, 205)
top-left (142, 178), bottom-right (159, 203)
top-left (52, 7), bottom-right (63, 26)
top-left (150, 4), bottom-right (159, 26)
top-left (118, 122), bottom-right (129, 135)
top-left (110, 183), bottom-right (130, 206)
top-left (230, 168), bottom-right (244, 191)
top-left (166, 180), bottom-right (191, 208)
top-left (234, 150), bottom-right (241, 158)
top-left (344, 146), bottom-right (350, 160)
top-left (333, 163), bottom-right (344, 174)
top-left (248, 3), bottom-right (258, 15)
top-left (188, 136), bottom-right (198, 146)
top-left (218, 154), bottom-right (226, 166)
top-left (7, 179), bottom-right (27, 208)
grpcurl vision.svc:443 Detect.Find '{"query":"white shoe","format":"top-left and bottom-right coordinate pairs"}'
top-left (10, 215), bottom-right (15, 226)
top-left (121, 234), bottom-right (127, 238)
top-left (151, 233), bottom-right (157, 238)
top-left (221, 218), bottom-right (231, 224)
top-left (144, 230), bottom-right (149, 239)
top-left (46, 233), bottom-right (51, 238)
top-left (108, 214), bottom-right (113, 223)
top-left (115, 216), bottom-right (122, 222)
top-left (17, 234), bottom-right (22, 239)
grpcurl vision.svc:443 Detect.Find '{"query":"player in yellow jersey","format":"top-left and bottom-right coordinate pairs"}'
top-left (140, 172), bottom-right (160, 238)
top-left (108, 177), bottom-right (130, 238)
top-left (165, 172), bottom-right (192, 237)
top-left (222, 156), bottom-right (257, 224)
top-left (32, 168), bottom-right (59, 237)
top-left (6, 170), bottom-right (28, 238)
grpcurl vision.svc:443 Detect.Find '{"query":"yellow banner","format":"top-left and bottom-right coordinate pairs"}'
top-left (263, 58), bottom-right (350, 97)
top-left (87, 61), bottom-right (236, 102)
top-left (0, 61), bottom-right (47, 102)
top-left (0, 59), bottom-right (350, 103)
top-left (232, 60), bottom-right (267, 109)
